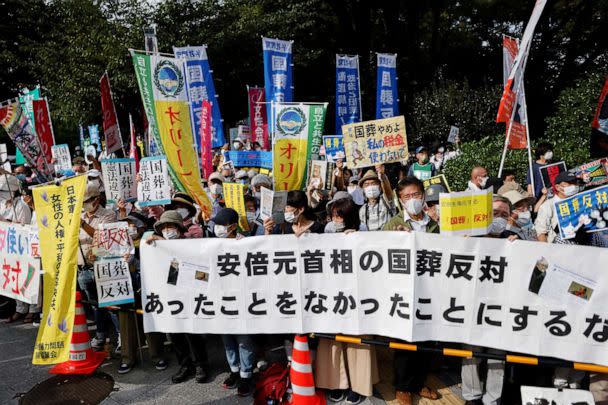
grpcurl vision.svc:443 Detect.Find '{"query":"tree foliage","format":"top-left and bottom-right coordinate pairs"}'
top-left (0, 0), bottom-right (606, 152)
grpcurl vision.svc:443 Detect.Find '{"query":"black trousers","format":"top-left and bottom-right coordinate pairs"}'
top-left (394, 350), bottom-right (430, 392)
top-left (170, 333), bottom-right (209, 369)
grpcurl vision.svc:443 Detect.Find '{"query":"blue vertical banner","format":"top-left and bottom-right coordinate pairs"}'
top-left (174, 45), bottom-right (226, 149)
top-left (79, 124), bottom-right (86, 150)
top-left (335, 54), bottom-right (362, 135)
top-left (376, 53), bottom-right (399, 119)
top-left (88, 124), bottom-right (101, 151)
top-left (262, 37), bottom-right (294, 128)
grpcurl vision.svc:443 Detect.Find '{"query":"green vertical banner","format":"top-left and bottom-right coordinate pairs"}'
top-left (17, 87), bottom-right (42, 165)
top-left (307, 103), bottom-right (327, 162)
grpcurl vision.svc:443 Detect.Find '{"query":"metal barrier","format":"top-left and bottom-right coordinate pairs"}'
top-left (312, 333), bottom-right (608, 374)
top-left (79, 300), bottom-right (608, 373)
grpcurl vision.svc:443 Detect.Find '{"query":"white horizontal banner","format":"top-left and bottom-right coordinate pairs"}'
top-left (140, 232), bottom-right (608, 366)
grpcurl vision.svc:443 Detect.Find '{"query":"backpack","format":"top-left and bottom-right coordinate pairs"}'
top-left (254, 362), bottom-right (290, 405)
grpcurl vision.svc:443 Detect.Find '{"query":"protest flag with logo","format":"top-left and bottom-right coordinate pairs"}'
top-left (272, 103), bottom-right (327, 191)
top-left (130, 50), bottom-right (212, 217)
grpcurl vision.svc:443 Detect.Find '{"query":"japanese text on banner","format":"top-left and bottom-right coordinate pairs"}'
top-left (342, 116), bottom-right (408, 169)
top-left (32, 175), bottom-right (86, 364)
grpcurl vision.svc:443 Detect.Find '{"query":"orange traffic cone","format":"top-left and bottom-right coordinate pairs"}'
top-left (50, 291), bottom-right (106, 375)
top-left (290, 335), bottom-right (325, 405)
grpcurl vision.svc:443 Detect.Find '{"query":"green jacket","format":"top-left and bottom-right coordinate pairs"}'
top-left (382, 214), bottom-right (440, 233)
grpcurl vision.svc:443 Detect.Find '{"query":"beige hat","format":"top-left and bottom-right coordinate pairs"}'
top-left (209, 172), bottom-right (224, 183)
top-left (358, 170), bottom-right (380, 188)
top-left (502, 190), bottom-right (535, 208)
top-left (83, 182), bottom-right (101, 201)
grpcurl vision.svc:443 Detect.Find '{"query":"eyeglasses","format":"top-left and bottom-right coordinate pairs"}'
top-left (400, 191), bottom-right (423, 201)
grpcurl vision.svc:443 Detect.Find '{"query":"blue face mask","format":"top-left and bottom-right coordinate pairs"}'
top-left (16, 174), bottom-right (26, 182)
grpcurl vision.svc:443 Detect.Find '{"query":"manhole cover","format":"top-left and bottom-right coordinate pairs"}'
top-left (19, 372), bottom-right (114, 405)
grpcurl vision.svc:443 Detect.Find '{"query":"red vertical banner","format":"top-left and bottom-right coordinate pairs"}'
top-left (100, 72), bottom-right (123, 155)
top-left (248, 87), bottom-right (269, 150)
top-left (502, 35), bottom-right (527, 150)
top-left (200, 100), bottom-right (213, 180)
top-left (32, 98), bottom-right (55, 164)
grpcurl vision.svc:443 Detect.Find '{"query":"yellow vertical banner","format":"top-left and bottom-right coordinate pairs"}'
top-left (130, 51), bottom-right (212, 218)
top-left (223, 183), bottom-right (250, 232)
top-left (439, 189), bottom-right (493, 236)
top-left (32, 175), bottom-right (86, 364)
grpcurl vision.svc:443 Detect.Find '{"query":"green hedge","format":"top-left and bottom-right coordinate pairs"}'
top-left (441, 71), bottom-right (603, 191)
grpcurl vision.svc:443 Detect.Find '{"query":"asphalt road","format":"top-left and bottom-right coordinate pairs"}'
top-left (0, 320), bottom-right (388, 405)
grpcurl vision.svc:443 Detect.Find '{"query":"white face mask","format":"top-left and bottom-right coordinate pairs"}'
top-left (233, 142), bottom-right (242, 150)
top-left (176, 207), bottom-right (190, 219)
top-left (254, 191), bottom-right (261, 199)
top-left (214, 225), bottom-right (230, 238)
top-left (438, 147), bottom-right (445, 153)
top-left (162, 228), bottom-right (179, 240)
top-left (364, 185), bottom-right (381, 199)
top-left (544, 151), bottom-right (553, 161)
top-left (405, 198), bottom-right (424, 216)
top-left (246, 211), bottom-right (256, 223)
top-left (128, 226), bottom-right (139, 238)
top-left (332, 221), bottom-right (346, 233)
top-left (562, 184), bottom-right (578, 197)
top-left (488, 217), bottom-right (507, 235)
top-left (210, 183), bottom-right (223, 196)
top-left (516, 210), bottom-right (531, 227)
top-left (479, 176), bottom-right (489, 188)
top-left (284, 210), bottom-right (299, 224)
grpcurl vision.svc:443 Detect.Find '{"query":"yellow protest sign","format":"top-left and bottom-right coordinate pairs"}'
top-left (439, 189), bottom-right (493, 236)
top-left (223, 182), bottom-right (250, 232)
top-left (342, 116), bottom-right (408, 169)
top-left (32, 175), bottom-right (86, 364)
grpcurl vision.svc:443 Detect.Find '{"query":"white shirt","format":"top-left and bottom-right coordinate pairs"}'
top-left (467, 180), bottom-right (482, 191)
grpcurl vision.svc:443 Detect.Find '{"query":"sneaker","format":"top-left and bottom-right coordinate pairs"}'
top-left (345, 390), bottom-right (362, 405)
top-left (118, 363), bottom-right (133, 374)
top-left (154, 359), bottom-right (168, 371)
top-left (223, 371), bottom-right (240, 389)
top-left (32, 313), bottom-right (41, 327)
top-left (91, 336), bottom-right (104, 350)
top-left (329, 389), bottom-right (346, 402)
top-left (237, 377), bottom-right (253, 397)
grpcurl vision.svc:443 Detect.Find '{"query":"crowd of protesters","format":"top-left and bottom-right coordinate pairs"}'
top-left (1, 138), bottom-right (607, 405)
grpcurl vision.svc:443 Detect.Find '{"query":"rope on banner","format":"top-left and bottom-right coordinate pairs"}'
top-left (312, 333), bottom-right (608, 374)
